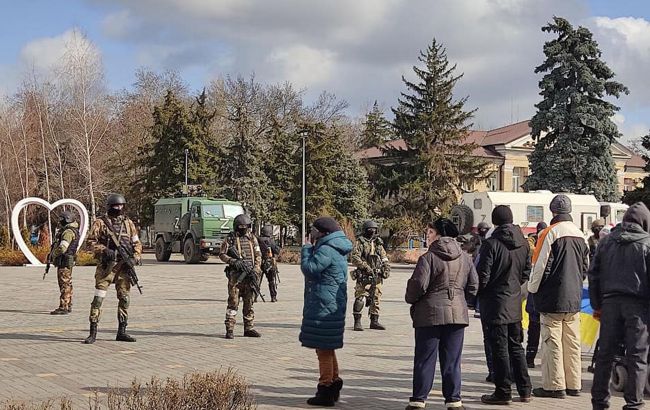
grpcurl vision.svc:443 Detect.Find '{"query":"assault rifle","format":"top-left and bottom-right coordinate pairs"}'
top-left (365, 254), bottom-right (383, 308)
top-left (227, 246), bottom-right (265, 302)
top-left (44, 248), bottom-right (54, 280)
top-left (104, 221), bottom-right (143, 294)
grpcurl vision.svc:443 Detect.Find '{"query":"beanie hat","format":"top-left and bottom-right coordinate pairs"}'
top-left (431, 218), bottom-right (459, 238)
top-left (623, 202), bottom-right (650, 233)
top-left (550, 194), bottom-right (571, 214)
top-left (492, 205), bottom-right (513, 226)
top-left (312, 217), bottom-right (341, 234)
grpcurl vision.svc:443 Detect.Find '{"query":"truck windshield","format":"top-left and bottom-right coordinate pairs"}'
top-left (202, 205), bottom-right (224, 218)
top-left (223, 204), bottom-right (244, 218)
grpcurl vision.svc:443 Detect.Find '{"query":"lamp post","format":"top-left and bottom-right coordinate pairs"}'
top-left (184, 149), bottom-right (189, 186)
top-left (300, 128), bottom-right (307, 243)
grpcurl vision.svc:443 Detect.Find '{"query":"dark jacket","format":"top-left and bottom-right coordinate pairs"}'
top-left (258, 235), bottom-right (280, 258)
top-left (588, 222), bottom-right (650, 310)
top-left (299, 231), bottom-right (353, 350)
top-left (528, 214), bottom-right (589, 314)
top-left (405, 237), bottom-right (478, 327)
top-left (477, 224), bottom-right (531, 325)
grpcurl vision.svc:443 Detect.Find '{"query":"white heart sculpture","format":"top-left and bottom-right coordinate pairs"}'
top-left (11, 197), bottom-right (90, 266)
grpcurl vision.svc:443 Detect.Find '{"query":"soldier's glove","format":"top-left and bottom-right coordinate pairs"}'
top-left (102, 249), bottom-right (117, 264)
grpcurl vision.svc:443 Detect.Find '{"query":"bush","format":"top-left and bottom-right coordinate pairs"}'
top-left (1, 398), bottom-right (72, 409)
top-left (0, 247), bottom-right (97, 267)
top-left (388, 249), bottom-right (424, 264)
top-left (76, 251), bottom-right (98, 266)
top-left (277, 248), bottom-right (300, 264)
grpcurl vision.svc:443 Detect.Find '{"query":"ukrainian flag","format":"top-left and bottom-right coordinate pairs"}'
top-left (522, 287), bottom-right (599, 351)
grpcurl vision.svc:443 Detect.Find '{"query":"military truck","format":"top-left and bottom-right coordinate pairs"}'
top-left (153, 197), bottom-right (244, 263)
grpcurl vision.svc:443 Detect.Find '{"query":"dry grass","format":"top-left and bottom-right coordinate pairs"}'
top-left (277, 248), bottom-right (300, 264)
top-left (388, 249), bottom-right (425, 264)
top-left (0, 247), bottom-right (97, 266)
top-left (1, 398), bottom-right (72, 410)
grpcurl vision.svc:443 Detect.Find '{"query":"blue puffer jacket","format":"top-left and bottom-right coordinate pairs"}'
top-left (300, 231), bottom-right (353, 350)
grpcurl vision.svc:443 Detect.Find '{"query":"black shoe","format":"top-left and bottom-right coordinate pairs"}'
top-left (485, 374), bottom-right (494, 382)
top-left (370, 314), bottom-right (386, 330)
top-left (533, 387), bottom-right (566, 398)
top-left (481, 394), bottom-right (512, 405)
top-left (83, 322), bottom-right (98, 344)
top-left (116, 322), bottom-right (136, 342)
top-left (243, 329), bottom-right (261, 337)
top-left (307, 384), bottom-right (335, 407)
top-left (353, 314), bottom-right (364, 331)
top-left (527, 359), bottom-right (535, 368)
top-left (225, 330), bottom-right (234, 339)
top-left (565, 389), bottom-right (581, 397)
top-left (50, 308), bottom-right (68, 315)
top-left (271, 296), bottom-right (277, 302)
top-left (331, 378), bottom-right (343, 402)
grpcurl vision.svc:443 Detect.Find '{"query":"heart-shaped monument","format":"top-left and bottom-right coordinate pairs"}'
top-left (11, 197), bottom-right (90, 266)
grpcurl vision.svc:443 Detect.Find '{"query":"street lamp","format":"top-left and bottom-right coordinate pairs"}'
top-left (299, 128), bottom-right (308, 243)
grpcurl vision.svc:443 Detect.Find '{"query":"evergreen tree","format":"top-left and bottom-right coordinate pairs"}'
top-left (189, 89), bottom-right (218, 195)
top-left (622, 131), bottom-right (650, 208)
top-left (378, 38), bottom-right (486, 238)
top-left (360, 101), bottom-right (393, 148)
top-left (524, 17), bottom-right (629, 201)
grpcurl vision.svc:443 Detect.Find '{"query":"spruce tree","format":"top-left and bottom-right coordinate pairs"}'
top-left (622, 131), bottom-right (650, 208)
top-left (189, 89), bottom-right (218, 195)
top-left (360, 101), bottom-right (393, 148)
top-left (379, 38), bottom-right (486, 236)
top-left (524, 17), bottom-right (629, 201)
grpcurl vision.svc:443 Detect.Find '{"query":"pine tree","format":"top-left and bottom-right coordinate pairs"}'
top-left (189, 89), bottom-right (218, 195)
top-left (622, 130), bottom-right (650, 208)
top-left (378, 38), bottom-right (486, 237)
top-left (360, 101), bottom-right (393, 148)
top-left (524, 17), bottom-right (629, 201)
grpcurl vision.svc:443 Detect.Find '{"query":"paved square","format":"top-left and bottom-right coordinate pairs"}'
top-left (0, 255), bottom-right (625, 409)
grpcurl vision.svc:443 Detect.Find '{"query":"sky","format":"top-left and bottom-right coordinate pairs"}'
top-left (0, 0), bottom-right (648, 141)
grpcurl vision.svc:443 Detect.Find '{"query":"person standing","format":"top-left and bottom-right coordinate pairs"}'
top-left (477, 206), bottom-right (532, 404)
top-left (588, 219), bottom-right (605, 258)
top-left (300, 217), bottom-right (352, 407)
top-left (350, 220), bottom-right (391, 331)
top-left (258, 225), bottom-right (281, 302)
top-left (220, 214), bottom-right (262, 339)
top-left (525, 221), bottom-right (547, 368)
top-left (83, 194), bottom-right (142, 344)
top-left (48, 211), bottom-right (80, 315)
top-left (589, 202), bottom-right (650, 410)
top-left (528, 194), bottom-right (589, 398)
top-left (405, 218), bottom-right (478, 410)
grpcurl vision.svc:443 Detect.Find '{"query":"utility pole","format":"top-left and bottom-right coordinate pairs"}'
top-left (184, 149), bottom-right (189, 186)
top-left (301, 129), bottom-right (307, 243)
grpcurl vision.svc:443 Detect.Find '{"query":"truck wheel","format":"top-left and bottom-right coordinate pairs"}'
top-left (183, 238), bottom-right (201, 264)
top-left (155, 237), bottom-right (171, 262)
top-left (451, 204), bottom-right (474, 235)
top-left (611, 363), bottom-right (627, 392)
top-left (200, 253), bottom-right (210, 262)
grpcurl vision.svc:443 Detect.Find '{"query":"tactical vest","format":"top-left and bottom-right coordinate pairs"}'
top-left (61, 227), bottom-right (80, 256)
top-left (359, 237), bottom-right (381, 258)
top-left (102, 216), bottom-right (135, 254)
top-left (228, 233), bottom-right (256, 265)
top-left (54, 226), bottom-right (80, 268)
top-left (258, 236), bottom-right (273, 259)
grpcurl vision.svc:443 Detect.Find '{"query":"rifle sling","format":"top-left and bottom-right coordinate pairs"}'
top-left (102, 217), bottom-right (127, 257)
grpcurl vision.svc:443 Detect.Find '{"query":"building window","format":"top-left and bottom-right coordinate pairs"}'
top-left (527, 206), bottom-right (544, 222)
top-left (624, 178), bottom-right (638, 192)
top-left (512, 167), bottom-right (528, 192)
top-left (488, 172), bottom-right (499, 191)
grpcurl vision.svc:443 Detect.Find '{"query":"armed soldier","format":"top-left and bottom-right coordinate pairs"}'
top-left (258, 225), bottom-right (281, 302)
top-left (83, 194), bottom-right (142, 344)
top-left (220, 214), bottom-right (263, 339)
top-left (48, 211), bottom-right (80, 315)
top-left (350, 220), bottom-right (390, 331)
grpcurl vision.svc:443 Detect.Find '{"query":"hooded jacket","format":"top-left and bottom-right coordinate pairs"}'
top-left (588, 203), bottom-right (650, 310)
top-left (300, 231), bottom-right (353, 350)
top-left (477, 224), bottom-right (531, 325)
top-left (405, 237), bottom-right (478, 327)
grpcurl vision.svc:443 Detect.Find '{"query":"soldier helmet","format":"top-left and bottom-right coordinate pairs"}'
top-left (362, 220), bottom-right (379, 231)
top-left (261, 225), bottom-right (273, 236)
top-left (234, 214), bottom-right (252, 227)
top-left (106, 193), bottom-right (126, 208)
top-left (477, 221), bottom-right (491, 230)
top-left (59, 211), bottom-right (75, 224)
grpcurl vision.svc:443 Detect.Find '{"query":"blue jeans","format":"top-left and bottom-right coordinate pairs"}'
top-left (411, 324), bottom-right (465, 404)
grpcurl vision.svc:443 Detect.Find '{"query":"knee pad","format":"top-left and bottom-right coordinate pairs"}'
top-left (118, 294), bottom-right (130, 309)
top-left (90, 296), bottom-right (105, 309)
top-left (353, 298), bottom-right (365, 313)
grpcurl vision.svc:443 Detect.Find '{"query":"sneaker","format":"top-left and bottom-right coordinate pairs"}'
top-left (533, 387), bottom-right (566, 399)
top-left (565, 389), bottom-right (581, 397)
top-left (405, 400), bottom-right (425, 410)
top-left (481, 394), bottom-right (512, 405)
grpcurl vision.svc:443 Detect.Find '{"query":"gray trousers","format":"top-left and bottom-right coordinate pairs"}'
top-left (591, 302), bottom-right (649, 410)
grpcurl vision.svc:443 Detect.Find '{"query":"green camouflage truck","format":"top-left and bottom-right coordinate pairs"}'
top-left (153, 197), bottom-right (244, 263)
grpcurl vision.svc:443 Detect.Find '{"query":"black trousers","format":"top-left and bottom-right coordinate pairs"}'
top-left (526, 311), bottom-right (540, 360)
top-left (591, 302), bottom-right (649, 410)
top-left (485, 322), bottom-right (532, 398)
top-left (481, 318), bottom-right (494, 377)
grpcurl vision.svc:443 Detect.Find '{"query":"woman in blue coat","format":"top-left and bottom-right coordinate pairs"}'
top-left (300, 216), bottom-right (353, 407)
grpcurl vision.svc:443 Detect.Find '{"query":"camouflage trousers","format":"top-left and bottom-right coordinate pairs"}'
top-left (225, 275), bottom-right (257, 332)
top-left (260, 261), bottom-right (278, 299)
top-left (353, 281), bottom-right (383, 316)
top-left (88, 262), bottom-right (131, 324)
top-left (56, 267), bottom-right (73, 311)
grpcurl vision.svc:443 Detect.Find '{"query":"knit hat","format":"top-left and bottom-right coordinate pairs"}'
top-left (492, 205), bottom-right (513, 226)
top-left (536, 221), bottom-right (548, 234)
top-left (312, 217), bottom-right (341, 234)
top-left (550, 194), bottom-right (572, 214)
top-left (623, 202), bottom-right (650, 233)
top-left (431, 218), bottom-right (459, 238)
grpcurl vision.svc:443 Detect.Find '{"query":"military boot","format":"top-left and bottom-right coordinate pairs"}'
top-left (83, 322), bottom-right (98, 344)
top-left (353, 314), bottom-right (364, 331)
top-left (116, 321), bottom-right (136, 342)
top-left (225, 329), bottom-right (234, 339)
top-left (370, 314), bottom-right (386, 330)
top-left (244, 329), bottom-right (261, 337)
top-left (50, 307), bottom-right (68, 315)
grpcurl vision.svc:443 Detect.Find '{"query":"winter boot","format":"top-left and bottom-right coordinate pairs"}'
top-left (244, 329), bottom-right (261, 337)
top-left (116, 321), bottom-right (136, 342)
top-left (83, 322), bottom-right (98, 344)
top-left (353, 314), bottom-right (364, 331)
top-left (332, 378), bottom-right (343, 402)
top-left (370, 314), bottom-right (386, 330)
top-left (50, 307), bottom-right (68, 315)
top-left (307, 383), bottom-right (335, 407)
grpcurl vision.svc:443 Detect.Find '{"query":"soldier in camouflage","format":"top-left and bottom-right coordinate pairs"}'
top-left (350, 220), bottom-right (390, 331)
top-left (83, 194), bottom-right (142, 344)
top-left (49, 211), bottom-right (80, 315)
top-left (258, 225), bottom-right (281, 302)
top-left (220, 214), bottom-right (263, 339)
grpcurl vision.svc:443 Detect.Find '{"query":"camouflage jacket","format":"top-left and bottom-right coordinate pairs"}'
top-left (350, 236), bottom-right (390, 280)
top-left (219, 232), bottom-right (262, 273)
top-left (87, 215), bottom-right (142, 260)
top-left (52, 221), bottom-right (79, 259)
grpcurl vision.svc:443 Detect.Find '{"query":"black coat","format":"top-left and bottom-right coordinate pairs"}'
top-left (477, 224), bottom-right (531, 325)
top-left (258, 235), bottom-right (280, 257)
